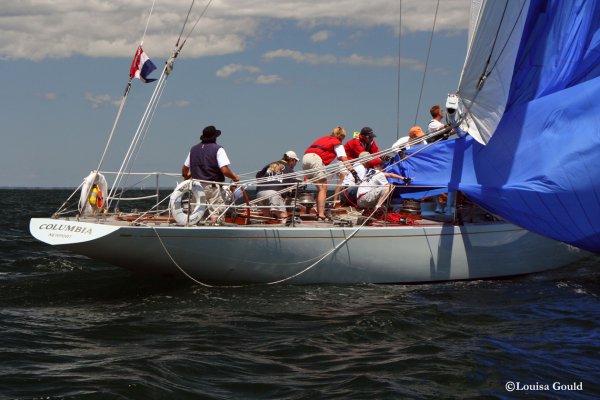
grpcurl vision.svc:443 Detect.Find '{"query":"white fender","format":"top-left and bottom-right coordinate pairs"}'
top-left (170, 180), bottom-right (206, 226)
top-left (79, 171), bottom-right (108, 216)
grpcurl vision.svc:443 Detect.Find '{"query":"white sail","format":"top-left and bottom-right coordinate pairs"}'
top-left (466, 0), bottom-right (484, 52)
top-left (457, 0), bottom-right (530, 144)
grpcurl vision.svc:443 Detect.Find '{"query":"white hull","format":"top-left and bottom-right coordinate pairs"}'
top-left (30, 218), bottom-right (585, 284)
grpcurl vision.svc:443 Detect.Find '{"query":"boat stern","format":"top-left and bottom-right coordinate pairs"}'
top-left (30, 218), bottom-right (120, 246)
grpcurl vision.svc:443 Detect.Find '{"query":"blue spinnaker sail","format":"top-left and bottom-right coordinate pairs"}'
top-left (390, 0), bottom-right (600, 252)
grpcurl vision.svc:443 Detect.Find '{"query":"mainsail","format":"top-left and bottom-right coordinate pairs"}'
top-left (390, 0), bottom-right (600, 252)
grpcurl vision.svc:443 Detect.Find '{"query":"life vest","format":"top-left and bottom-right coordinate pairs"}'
top-left (344, 137), bottom-right (379, 159)
top-left (305, 136), bottom-right (342, 165)
top-left (88, 184), bottom-right (104, 209)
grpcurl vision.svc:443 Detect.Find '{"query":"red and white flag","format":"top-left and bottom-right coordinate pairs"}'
top-left (129, 47), bottom-right (157, 83)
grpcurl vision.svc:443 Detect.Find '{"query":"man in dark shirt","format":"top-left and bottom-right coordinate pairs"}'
top-left (182, 125), bottom-right (240, 223)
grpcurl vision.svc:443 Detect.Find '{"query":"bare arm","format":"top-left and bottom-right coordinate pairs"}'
top-left (182, 165), bottom-right (191, 180)
top-left (338, 156), bottom-right (356, 173)
top-left (220, 165), bottom-right (240, 182)
top-left (383, 172), bottom-right (405, 180)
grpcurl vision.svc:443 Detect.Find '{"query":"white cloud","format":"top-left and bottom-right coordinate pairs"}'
top-left (216, 63), bottom-right (281, 85)
top-left (255, 74), bottom-right (282, 84)
top-left (0, 1), bottom-right (469, 61)
top-left (216, 64), bottom-right (262, 78)
top-left (84, 92), bottom-right (121, 109)
top-left (263, 49), bottom-right (337, 65)
top-left (311, 30), bottom-right (330, 42)
top-left (263, 49), bottom-right (424, 70)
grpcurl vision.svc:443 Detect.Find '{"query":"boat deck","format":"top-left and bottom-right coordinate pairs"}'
top-left (68, 207), bottom-right (489, 229)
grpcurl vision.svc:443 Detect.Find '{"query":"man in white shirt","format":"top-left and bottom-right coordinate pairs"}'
top-left (428, 105), bottom-right (445, 133)
top-left (356, 159), bottom-right (406, 209)
top-left (392, 125), bottom-right (428, 151)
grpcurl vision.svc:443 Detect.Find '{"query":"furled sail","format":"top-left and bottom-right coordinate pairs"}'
top-left (391, 0), bottom-right (600, 252)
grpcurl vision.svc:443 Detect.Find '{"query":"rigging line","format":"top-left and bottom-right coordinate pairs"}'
top-left (396, 0), bottom-right (402, 140)
top-left (108, 71), bottom-right (168, 208)
top-left (476, 0), bottom-right (511, 89)
top-left (265, 207), bottom-right (382, 285)
top-left (140, 0), bottom-right (157, 46)
top-left (80, 82), bottom-right (132, 216)
top-left (89, 1), bottom-right (158, 209)
top-left (95, 83), bottom-right (132, 173)
top-left (116, 76), bottom-right (169, 207)
top-left (458, 0), bottom-right (527, 129)
top-left (176, 0), bottom-right (196, 48)
top-left (111, 0), bottom-right (214, 207)
top-left (55, 181), bottom-right (85, 216)
top-left (180, 0), bottom-right (215, 49)
top-left (97, 1), bottom-right (159, 209)
top-left (413, 0), bottom-right (441, 126)
top-left (479, 0), bottom-right (527, 87)
top-left (152, 204), bottom-right (383, 288)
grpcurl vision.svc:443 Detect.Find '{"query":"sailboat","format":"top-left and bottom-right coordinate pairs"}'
top-left (30, 0), bottom-right (598, 285)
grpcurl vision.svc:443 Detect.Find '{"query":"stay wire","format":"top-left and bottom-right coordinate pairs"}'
top-left (476, 0), bottom-right (526, 89)
top-left (140, 0), bottom-right (157, 46)
top-left (80, 1), bottom-right (158, 215)
top-left (396, 0), bottom-right (402, 140)
top-left (413, 0), bottom-right (440, 126)
top-left (176, 0), bottom-right (196, 48)
top-left (110, 0), bottom-right (215, 208)
top-left (183, 0), bottom-right (215, 45)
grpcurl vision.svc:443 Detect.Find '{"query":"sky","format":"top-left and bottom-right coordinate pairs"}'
top-left (0, 0), bottom-right (471, 188)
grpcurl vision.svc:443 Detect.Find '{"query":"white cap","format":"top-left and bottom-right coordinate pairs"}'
top-left (285, 150), bottom-right (299, 160)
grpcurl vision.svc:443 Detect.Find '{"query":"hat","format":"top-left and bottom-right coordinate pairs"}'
top-left (357, 151), bottom-right (370, 164)
top-left (285, 150), bottom-right (299, 161)
top-left (200, 125), bottom-right (222, 141)
top-left (360, 127), bottom-right (376, 138)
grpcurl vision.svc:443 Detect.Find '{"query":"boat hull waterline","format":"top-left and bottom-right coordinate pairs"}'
top-left (30, 218), bottom-right (584, 284)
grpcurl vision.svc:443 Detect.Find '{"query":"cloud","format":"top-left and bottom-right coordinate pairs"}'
top-left (311, 30), bottom-right (330, 42)
top-left (216, 63), bottom-right (282, 85)
top-left (216, 64), bottom-right (262, 78)
top-left (263, 49), bottom-right (424, 70)
top-left (263, 49), bottom-right (337, 65)
top-left (84, 92), bottom-right (121, 109)
top-left (255, 74), bottom-right (282, 84)
top-left (0, 1), bottom-right (469, 61)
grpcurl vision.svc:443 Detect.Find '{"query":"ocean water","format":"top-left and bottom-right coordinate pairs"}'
top-left (1, 189), bottom-right (599, 399)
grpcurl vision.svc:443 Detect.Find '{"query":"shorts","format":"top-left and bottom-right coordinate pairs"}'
top-left (357, 186), bottom-right (386, 208)
top-left (302, 153), bottom-right (327, 181)
top-left (256, 190), bottom-right (286, 212)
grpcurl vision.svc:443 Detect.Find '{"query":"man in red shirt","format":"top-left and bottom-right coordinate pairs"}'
top-left (344, 127), bottom-right (380, 159)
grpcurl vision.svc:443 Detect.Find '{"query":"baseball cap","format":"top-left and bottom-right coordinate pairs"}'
top-left (360, 127), bottom-right (376, 138)
top-left (285, 150), bottom-right (299, 160)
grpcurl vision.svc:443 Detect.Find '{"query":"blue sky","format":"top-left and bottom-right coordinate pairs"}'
top-left (1, 0), bottom-right (470, 188)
